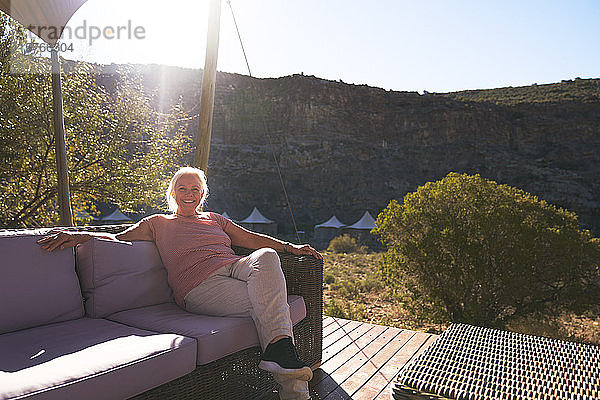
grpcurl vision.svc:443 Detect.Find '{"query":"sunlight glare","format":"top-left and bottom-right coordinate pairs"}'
top-left (63, 0), bottom-right (209, 68)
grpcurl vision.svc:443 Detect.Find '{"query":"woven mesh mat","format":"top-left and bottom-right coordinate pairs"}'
top-left (393, 323), bottom-right (599, 400)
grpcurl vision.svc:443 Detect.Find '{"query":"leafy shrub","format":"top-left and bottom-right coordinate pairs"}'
top-left (327, 234), bottom-right (366, 253)
top-left (359, 273), bottom-right (385, 293)
top-left (324, 298), bottom-right (366, 320)
top-left (323, 273), bottom-right (336, 285)
top-left (373, 173), bottom-right (600, 328)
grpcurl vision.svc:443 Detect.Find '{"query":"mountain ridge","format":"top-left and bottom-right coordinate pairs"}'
top-left (88, 62), bottom-right (600, 235)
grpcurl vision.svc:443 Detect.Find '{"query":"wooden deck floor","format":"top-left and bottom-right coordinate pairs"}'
top-left (264, 316), bottom-right (438, 399)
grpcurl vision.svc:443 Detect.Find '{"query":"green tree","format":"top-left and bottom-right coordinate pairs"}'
top-left (374, 172), bottom-right (600, 328)
top-left (0, 14), bottom-right (192, 227)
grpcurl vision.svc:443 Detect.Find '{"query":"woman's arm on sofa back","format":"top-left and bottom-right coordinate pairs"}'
top-left (37, 220), bottom-right (152, 251)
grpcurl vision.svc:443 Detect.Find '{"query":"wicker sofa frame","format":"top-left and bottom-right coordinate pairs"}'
top-left (33, 224), bottom-right (324, 400)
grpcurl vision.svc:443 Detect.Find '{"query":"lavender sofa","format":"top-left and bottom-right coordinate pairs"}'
top-left (0, 228), bottom-right (323, 400)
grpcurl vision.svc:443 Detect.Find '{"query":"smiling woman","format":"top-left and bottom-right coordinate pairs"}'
top-left (167, 166), bottom-right (209, 216)
top-left (37, 165), bottom-right (322, 400)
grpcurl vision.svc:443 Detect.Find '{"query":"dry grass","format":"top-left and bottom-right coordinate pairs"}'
top-left (322, 251), bottom-right (600, 345)
top-left (507, 308), bottom-right (600, 345)
top-left (322, 252), bottom-right (448, 333)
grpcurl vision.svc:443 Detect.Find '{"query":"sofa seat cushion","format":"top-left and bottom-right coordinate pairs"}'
top-left (0, 231), bottom-right (84, 334)
top-left (108, 294), bottom-right (307, 365)
top-left (76, 238), bottom-right (174, 318)
top-left (0, 318), bottom-right (196, 400)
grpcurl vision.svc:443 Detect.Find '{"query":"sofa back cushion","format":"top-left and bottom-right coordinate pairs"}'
top-left (0, 231), bottom-right (84, 334)
top-left (76, 238), bottom-right (173, 317)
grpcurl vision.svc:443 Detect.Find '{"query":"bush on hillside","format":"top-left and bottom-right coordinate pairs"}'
top-left (327, 234), bottom-right (366, 254)
top-left (373, 172), bottom-right (600, 328)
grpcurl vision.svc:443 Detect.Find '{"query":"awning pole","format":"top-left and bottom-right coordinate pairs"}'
top-left (193, 0), bottom-right (222, 172)
top-left (51, 49), bottom-right (73, 226)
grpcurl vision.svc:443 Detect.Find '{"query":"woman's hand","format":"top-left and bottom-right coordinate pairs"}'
top-left (37, 231), bottom-right (92, 252)
top-left (286, 243), bottom-right (323, 260)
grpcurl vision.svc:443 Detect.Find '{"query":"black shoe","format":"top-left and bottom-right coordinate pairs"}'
top-left (259, 337), bottom-right (313, 381)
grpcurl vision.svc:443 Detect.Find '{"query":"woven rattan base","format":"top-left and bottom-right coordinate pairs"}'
top-left (130, 347), bottom-right (276, 400)
top-left (131, 316), bottom-right (319, 400)
top-left (393, 323), bottom-right (599, 400)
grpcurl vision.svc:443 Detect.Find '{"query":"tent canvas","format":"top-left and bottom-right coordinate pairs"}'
top-left (341, 211), bottom-right (383, 250)
top-left (314, 215), bottom-right (347, 250)
top-left (238, 207), bottom-right (276, 235)
top-left (101, 208), bottom-right (132, 222)
top-left (239, 207), bottom-right (274, 224)
top-left (0, 0), bottom-right (88, 45)
top-left (346, 211), bottom-right (376, 230)
top-left (315, 215), bottom-right (346, 229)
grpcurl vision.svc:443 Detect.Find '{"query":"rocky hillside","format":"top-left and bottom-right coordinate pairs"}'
top-left (133, 65), bottom-right (600, 235)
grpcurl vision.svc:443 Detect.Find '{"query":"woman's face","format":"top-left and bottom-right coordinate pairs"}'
top-left (173, 173), bottom-right (204, 216)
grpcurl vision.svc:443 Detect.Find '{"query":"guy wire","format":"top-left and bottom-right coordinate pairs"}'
top-left (226, 0), bottom-right (301, 243)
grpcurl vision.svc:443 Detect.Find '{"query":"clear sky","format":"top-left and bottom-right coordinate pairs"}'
top-left (56, 0), bottom-right (600, 93)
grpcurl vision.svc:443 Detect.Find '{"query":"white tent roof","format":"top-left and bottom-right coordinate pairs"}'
top-left (346, 211), bottom-right (376, 230)
top-left (0, 0), bottom-right (88, 45)
top-left (239, 207), bottom-right (274, 224)
top-left (315, 215), bottom-right (346, 229)
top-left (101, 208), bottom-right (132, 222)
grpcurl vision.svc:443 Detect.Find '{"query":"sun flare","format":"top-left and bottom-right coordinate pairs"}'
top-left (63, 0), bottom-right (209, 68)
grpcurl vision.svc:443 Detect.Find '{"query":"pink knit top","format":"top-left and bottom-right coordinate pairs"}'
top-left (141, 212), bottom-right (243, 307)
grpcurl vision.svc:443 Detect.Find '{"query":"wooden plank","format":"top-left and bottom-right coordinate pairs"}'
top-left (323, 318), bottom-right (360, 344)
top-left (334, 329), bottom-right (416, 398)
top-left (310, 324), bottom-right (377, 398)
top-left (328, 327), bottom-right (404, 381)
top-left (312, 321), bottom-right (379, 391)
top-left (323, 316), bottom-right (337, 330)
top-left (312, 326), bottom-right (388, 397)
top-left (50, 49), bottom-right (73, 226)
top-left (322, 321), bottom-right (375, 364)
top-left (372, 333), bottom-right (438, 399)
top-left (311, 322), bottom-right (376, 397)
top-left (324, 328), bottom-right (411, 400)
top-left (359, 333), bottom-right (434, 399)
top-left (357, 332), bottom-right (437, 399)
top-left (193, 0), bottom-right (222, 171)
top-left (322, 319), bottom-right (364, 351)
top-left (322, 317), bottom-right (341, 337)
top-left (267, 317), bottom-right (441, 400)
top-left (320, 323), bottom-right (388, 374)
top-left (323, 317), bottom-right (353, 340)
top-left (316, 324), bottom-right (390, 398)
top-left (321, 386), bottom-right (352, 400)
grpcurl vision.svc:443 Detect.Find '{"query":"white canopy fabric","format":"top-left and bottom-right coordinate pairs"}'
top-left (315, 215), bottom-right (346, 229)
top-left (346, 211), bottom-right (376, 230)
top-left (239, 207), bottom-right (274, 224)
top-left (0, 0), bottom-right (88, 44)
top-left (102, 208), bottom-right (132, 222)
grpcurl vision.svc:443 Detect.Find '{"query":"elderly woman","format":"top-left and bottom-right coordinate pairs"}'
top-left (38, 166), bottom-right (321, 400)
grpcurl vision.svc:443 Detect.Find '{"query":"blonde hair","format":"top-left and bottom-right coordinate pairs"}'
top-left (166, 167), bottom-right (209, 213)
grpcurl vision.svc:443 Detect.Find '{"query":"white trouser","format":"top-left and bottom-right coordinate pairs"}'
top-left (184, 248), bottom-right (310, 400)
